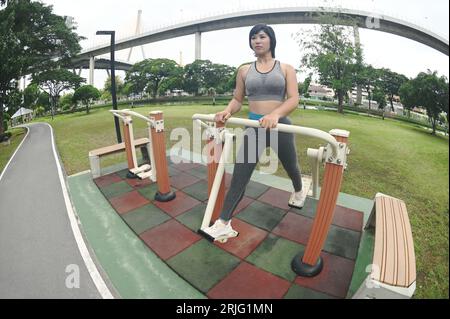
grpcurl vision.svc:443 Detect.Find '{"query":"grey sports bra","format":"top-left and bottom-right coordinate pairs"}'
top-left (245, 60), bottom-right (286, 102)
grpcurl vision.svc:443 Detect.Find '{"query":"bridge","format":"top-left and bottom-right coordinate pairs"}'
top-left (75, 6), bottom-right (449, 85)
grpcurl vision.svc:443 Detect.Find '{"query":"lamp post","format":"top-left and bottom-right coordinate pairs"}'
top-left (96, 30), bottom-right (122, 143)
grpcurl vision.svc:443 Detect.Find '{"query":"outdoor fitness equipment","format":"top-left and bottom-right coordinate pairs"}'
top-left (192, 113), bottom-right (350, 277)
top-left (110, 109), bottom-right (175, 202)
top-left (110, 109), bottom-right (152, 179)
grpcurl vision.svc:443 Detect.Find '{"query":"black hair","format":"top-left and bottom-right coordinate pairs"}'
top-left (249, 24), bottom-right (276, 58)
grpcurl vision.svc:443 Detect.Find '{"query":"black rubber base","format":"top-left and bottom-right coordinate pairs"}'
top-left (197, 229), bottom-right (215, 242)
top-left (288, 203), bottom-right (304, 210)
top-left (126, 171), bottom-right (139, 179)
top-left (154, 190), bottom-right (176, 202)
top-left (291, 252), bottom-right (323, 277)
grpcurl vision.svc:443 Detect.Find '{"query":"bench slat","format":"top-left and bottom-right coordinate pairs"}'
top-left (400, 200), bottom-right (416, 286)
top-left (394, 198), bottom-right (407, 286)
top-left (89, 137), bottom-right (149, 157)
top-left (383, 197), bottom-right (397, 286)
top-left (372, 194), bottom-right (416, 288)
top-left (372, 196), bottom-right (384, 282)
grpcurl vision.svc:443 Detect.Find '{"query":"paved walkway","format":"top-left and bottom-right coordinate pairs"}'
top-left (0, 123), bottom-right (108, 298)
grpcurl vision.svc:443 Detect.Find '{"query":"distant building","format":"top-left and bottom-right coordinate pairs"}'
top-left (307, 83), bottom-right (334, 99)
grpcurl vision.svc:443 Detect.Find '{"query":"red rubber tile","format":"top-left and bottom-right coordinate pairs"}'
top-left (272, 212), bottom-right (314, 245)
top-left (294, 251), bottom-right (355, 298)
top-left (257, 187), bottom-right (291, 211)
top-left (170, 172), bottom-right (201, 190)
top-left (153, 191), bottom-right (201, 217)
top-left (214, 219), bottom-right (268, 259)
top-left (109, 190), bottom-right (150, 214)
top-left (94, 173), bottom-right (123, 188)
top-left (232, 196), bottom-right (254, 216)
top-left (332, 206), bottom-right (364, 232)
top-left (125, 177), bottom-right (152, 188)
top-left (140, 219), bottom-right (202, 260)
top-left (207, 262), bottom-right (291, 299)
top-left (171, 162), bottom-right (201, 172)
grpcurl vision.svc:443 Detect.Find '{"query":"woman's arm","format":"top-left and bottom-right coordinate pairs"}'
top-left (260, 64), bottom-right (300, 128)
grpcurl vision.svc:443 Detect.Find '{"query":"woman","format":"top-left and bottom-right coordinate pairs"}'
top-left (202, 23), bottom-right (306, 242)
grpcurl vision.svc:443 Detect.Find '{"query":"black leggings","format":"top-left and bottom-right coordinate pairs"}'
top-left (219, 117), bottom-right (302, 221)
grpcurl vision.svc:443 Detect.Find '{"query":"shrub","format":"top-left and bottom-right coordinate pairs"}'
top-left (0, 131), bottom-right (12, 142)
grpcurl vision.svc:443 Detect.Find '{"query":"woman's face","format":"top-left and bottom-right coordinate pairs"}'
top-left (251, 30), bottom-right (271, 56)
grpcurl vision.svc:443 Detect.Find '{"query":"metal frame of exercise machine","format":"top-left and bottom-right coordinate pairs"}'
top-left (192, 113), bottom-right (350, 277)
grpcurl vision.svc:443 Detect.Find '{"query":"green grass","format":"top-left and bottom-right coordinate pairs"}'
top-left (35, 104), bottom-right (449, 298)
top-left (0, 127), bottom-right (27, 174)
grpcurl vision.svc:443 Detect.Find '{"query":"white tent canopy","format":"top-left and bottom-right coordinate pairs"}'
top-left (11, 107), bottom-right (33, 119)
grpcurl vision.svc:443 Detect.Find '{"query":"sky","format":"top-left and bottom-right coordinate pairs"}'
top-left (39, 0), bottom-right (449, 89)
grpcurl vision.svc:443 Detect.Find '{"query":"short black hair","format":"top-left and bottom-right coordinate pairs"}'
top-left (249, 24), bottom-right (276, 58)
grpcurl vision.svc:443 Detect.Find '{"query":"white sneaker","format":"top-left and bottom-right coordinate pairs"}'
top-left (288, 189), bottom-right (307, 209)
top-left (201, 219), bottom-right (239, 243)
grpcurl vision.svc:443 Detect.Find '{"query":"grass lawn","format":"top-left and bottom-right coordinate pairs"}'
top-left (37, 103), bottom-right (448, 298)
top-left (0, 127), bottom-right (27, 174)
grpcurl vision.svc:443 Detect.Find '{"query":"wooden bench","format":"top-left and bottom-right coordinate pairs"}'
top-left (88, 137), bottom-right (150, 178)
top-left (353, 193), bottom-right (416, 299)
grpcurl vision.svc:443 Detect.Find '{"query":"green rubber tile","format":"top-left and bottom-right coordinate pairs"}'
top-left (68, 172), bottom-right (205, 299)
top-left (347, 228), bottom-right (375, 298)
top-left (244, 181), bottom-right (270, 199)
top-left (176, 203), bottom-right (207, 232)
top-left (115, 169), bottom-right (129, 179)
top-left (100, 181), bottom-right (134, 199)
top-left (167, 239), bottom-right (241, 293)
top-left (323, 225), bottom-right (361, 260)
top-left (236, 201), bottom-right (287, 232)
top-left (182, 180), bottom-right (209, 202)
top-left (122, 203), bottom-right (171, 235)
top-left (185, 165), bottom-right (208, 179)
top-left (284, 284), bottom-right (337, 299)
top-left (246, 234), bottom-right (303, 282)
top-left (290, 197), bottom-right (318, 218)
top-left (136, 183), bottom-right (160, 201)
top-left (168, 165), bottom-right (181, 177)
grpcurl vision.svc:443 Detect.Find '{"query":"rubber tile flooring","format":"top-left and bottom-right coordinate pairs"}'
top-left (94, 159), bottom-right (364, 299)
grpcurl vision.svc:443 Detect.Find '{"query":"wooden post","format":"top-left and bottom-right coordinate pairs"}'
top-left (122, 117), bottom-right (134, 171)
top-left (149, 111), bottom-right (175, 202)
top-left (292, 130), bottom-right (349, 277)
top-left (207, 121), bottom-right (225, 226)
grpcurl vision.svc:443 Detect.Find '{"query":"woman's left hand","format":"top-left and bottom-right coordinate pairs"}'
top-left (259, 113), bottom-right (280, 129)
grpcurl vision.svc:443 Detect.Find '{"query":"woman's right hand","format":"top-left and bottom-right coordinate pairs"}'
top-left (214, 110), bottom-right (231, 123)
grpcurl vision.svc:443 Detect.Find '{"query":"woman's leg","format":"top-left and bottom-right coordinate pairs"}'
top-left (273, 117), bottom-right (303, 192)
top-left (219, 127), bottom-right (265, 221)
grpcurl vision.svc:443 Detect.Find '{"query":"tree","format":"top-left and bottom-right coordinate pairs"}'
top-left (125, 58), bottom-right (182, 98)
top-left (297, 23), bottom-right (362, 113)
top-left (59, 93), bottom-right (75, 111)
top-left (373, 87), bottom-right (387, 119)
top-left (73, 85), bottom-right (100, 114)
top-left (0, 0), bottom-right (83, 134)
top-left (398, 80), bottom-right (416, 117)
top-left (104, 75), bottom-right (124, 97)
top-left (356, 64), bottom-right (379, 111)
top-left (299, 75), bottom-right (312, 97)
top-left (36, 91), bottom-right (51, 112)
top-left (32, 68), bottom-right (84, 119)
top-left (378, 68), bottom-right (408, 112)
top-left (399, 71), bottom-right (448, 135)
top-left (183, 60), bottom-right (210, 95)
top-left (23, 83), bottom-right (40, 109)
